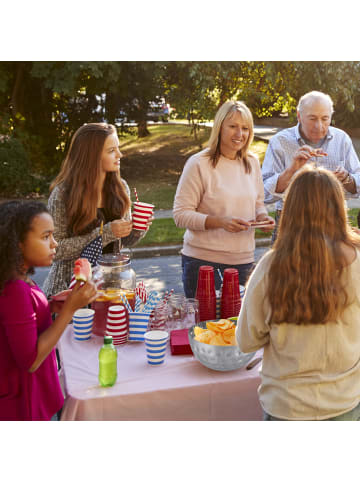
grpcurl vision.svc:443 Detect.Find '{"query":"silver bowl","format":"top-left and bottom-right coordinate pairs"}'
top-left (188, 320), bottom-right (255, 371)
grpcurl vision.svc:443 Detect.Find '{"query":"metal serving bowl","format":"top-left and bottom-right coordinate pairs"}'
top-left (188, 320), bottom-right (255, 372)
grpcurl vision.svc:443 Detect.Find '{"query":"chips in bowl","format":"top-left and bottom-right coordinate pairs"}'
top-left (188, 319), bottom-right (255, 371)
top-left (194, 319), bottom-right (237, 346)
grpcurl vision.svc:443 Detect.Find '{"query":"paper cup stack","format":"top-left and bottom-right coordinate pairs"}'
top-left (72, 309), bottom-right (94, 341)
top-left (128, 312), bottom-right (150, 342)
top-left (105, 305), bottom-right (128, 346)
top-left (144, 330), bottom-right (168, 365)
top-left (132, 202), bottom-right (154, 231)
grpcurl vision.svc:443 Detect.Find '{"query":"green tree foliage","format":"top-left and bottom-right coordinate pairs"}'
top-left (1, 61), bottom-right (360, 197)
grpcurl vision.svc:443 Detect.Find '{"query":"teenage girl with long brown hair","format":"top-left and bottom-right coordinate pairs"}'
top-left (43, 123), bottom-right (150, 297)
top-left (236, 165), bottom-right (360, 420)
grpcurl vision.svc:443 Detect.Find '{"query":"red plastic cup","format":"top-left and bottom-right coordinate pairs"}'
top-left (221, 268), bottom-right (241, 319)
top-left (196, 266), bottom-right (216, 321)
top-left (195, 266), bottom-right (216, 296)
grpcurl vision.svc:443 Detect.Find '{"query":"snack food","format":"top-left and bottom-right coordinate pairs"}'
top-left (310, 149), bottom-right (327, 157)
top-left (194, 319), bottom-right (237, 346)
top-left (73, 258), bottom-right (92, 282)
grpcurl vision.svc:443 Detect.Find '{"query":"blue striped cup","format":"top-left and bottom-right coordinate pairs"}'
top-left (72, 308), bottom-right (94, 341)
top-left (144, 330), bottom-right (168, 365)
top-left (129, 312), bottom-right (151, 342)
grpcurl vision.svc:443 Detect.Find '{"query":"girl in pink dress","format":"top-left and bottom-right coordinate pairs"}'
top-left (0, 201), bottom-right (97, 420)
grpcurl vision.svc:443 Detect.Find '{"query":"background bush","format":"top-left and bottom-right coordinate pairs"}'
top-left (0, 136), bottom-right (48, 197)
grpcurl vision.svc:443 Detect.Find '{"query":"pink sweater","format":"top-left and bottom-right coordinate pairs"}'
top-left (173, 149), bottom-right (268, 264)
top-left (0, 280), bottom-right (64, 421)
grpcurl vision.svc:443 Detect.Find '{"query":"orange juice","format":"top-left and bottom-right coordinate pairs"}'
top-left (92, 289), bottom-right (136, 337)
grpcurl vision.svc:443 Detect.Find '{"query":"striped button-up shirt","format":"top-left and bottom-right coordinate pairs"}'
top-left (262, 124), bottom-right (360, 210)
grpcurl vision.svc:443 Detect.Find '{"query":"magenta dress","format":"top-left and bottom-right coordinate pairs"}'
top-left (0, 280), bottom-right (64, 420)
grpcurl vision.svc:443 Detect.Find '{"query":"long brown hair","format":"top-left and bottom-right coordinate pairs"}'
top-left (267, 165), bottom-right (360, 325)
top-left (207, 100), bottom-right (254, 173)
top-left (51, 123), bottom-right (130, 235)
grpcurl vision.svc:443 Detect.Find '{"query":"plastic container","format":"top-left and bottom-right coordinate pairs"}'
top-left (91, 253), bottom-right (136, 336)
top-left (98, 336), bottom-right (118, 387)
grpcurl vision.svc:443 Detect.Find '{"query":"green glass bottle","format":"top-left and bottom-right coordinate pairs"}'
top-left (98, 336), bottom-right (117, 387)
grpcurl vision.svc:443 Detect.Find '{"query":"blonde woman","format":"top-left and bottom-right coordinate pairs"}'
top-left (173, 100), bottom-right (274, 297)
top-left (43, 123), bottom-right (151, 297)
top-left (237, 165), bottom-right (360, 421)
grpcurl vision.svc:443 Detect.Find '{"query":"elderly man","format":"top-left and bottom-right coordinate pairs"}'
top-left (262, 91), bottom-right (360, 239)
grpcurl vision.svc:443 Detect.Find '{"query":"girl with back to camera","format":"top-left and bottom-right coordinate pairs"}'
top-left (43, 123), bottom-right (152, 298)
top-left (0, 201), bottom-right (97, 420)
top-left (237, 165), bottom-right (360, 420)
top-left (173, 100), bottom-right (274, 298)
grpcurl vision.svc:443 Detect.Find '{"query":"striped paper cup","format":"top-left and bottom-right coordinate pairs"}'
top-left (72, 308), bottom-right (94, 340)
top-left (128, 312), bottom-right (150, 342)
top-left (144, 330), bottom-right (168, 365)
top-left (107, 305), bottom-right (126, 319)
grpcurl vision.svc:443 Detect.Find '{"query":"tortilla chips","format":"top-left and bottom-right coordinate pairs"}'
top-left (194, 319), bottom-right (237, 346)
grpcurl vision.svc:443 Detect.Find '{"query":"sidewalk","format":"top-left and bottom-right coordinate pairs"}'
top-left (132, 124), bottom-right (360, 258)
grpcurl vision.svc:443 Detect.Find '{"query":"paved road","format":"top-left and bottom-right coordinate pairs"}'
top-left (32, 245), bottom-right (270, 296)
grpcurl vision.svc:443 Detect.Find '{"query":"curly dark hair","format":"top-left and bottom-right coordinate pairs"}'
top-left (0, 200), bottom-right (49, 292)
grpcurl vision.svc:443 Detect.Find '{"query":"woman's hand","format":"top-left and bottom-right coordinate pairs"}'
top-left (110, 219), bottom-right (133, 238)
top-left (63, 280), bottom-right (98, 313)
top-left (255, 214), bottom-right (275, 232)
top-left (205, 215), bottom-right (250, 232)
top-left (221, 217), bottom-right (251, 233)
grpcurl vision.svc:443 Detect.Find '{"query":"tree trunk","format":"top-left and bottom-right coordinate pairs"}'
top-left (137, 119), bottom-right (150, 137)
top-left (10, 62), bottom-right (25, 120)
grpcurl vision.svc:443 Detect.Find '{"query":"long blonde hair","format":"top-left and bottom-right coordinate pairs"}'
top-left (51, 123), bottom-right (130, 235)
top-left (267, 165), bottom-right (360, 325)
top-left (207, 100), bottom-right (254, 172)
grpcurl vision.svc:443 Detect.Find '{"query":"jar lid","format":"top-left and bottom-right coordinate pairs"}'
top-left (97, 253), bottom-right (131, 267)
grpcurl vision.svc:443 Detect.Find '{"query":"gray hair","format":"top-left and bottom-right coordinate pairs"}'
top-left (297, 91), bottom-right (334, 114)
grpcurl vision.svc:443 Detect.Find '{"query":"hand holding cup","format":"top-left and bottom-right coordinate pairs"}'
top-left (111, 219), bottom-right (133, 238)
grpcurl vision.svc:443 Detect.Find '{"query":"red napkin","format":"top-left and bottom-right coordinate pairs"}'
top-left (170, 328), bottom-right (193, 355)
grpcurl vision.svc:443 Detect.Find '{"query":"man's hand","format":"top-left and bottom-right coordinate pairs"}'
top-left (290, 145), bottom-right (327, 172)
top-left (334, 166), bottom-right (348, 183)
top-left (276, 146), bottom-right (328, 194)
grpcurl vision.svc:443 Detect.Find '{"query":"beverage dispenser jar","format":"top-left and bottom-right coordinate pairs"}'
top-left (91, 253), bottom-right (136, 336)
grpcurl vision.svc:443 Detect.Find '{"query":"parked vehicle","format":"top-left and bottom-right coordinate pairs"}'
top-left (147, 101), bottom-right (171, 122)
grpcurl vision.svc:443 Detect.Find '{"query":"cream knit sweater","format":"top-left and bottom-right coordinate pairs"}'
top-left (236, 249), bottom-right (360, 420)
top-left (173, 148), bottom-right (268, 265)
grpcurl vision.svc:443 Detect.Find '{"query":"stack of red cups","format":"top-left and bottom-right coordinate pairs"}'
top-left (105, 305), bottom-right (128, 346)
top-left (195, 266), bottom-right (217, 322)
top-left (220, 268), bottom-right (241, 319)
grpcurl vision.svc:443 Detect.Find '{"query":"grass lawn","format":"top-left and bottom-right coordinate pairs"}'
top-left (119, 123), bottom-right (268, 210)
top-left (138, 208), bottom-right (360, 247)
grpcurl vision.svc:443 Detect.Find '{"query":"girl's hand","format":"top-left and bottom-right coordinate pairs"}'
top-left (111, 219), bottom-right (133, 238)
top-left (221, 217), bottom-right (251, 233)
top-left (145, 215), bottom-right (154, 230)
top-left (63, 280), bottom-right (98, 313)
top-left (49, 299), bottom-right (65, 314)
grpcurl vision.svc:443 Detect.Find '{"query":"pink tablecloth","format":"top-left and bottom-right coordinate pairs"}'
top-left (58, 325), bottom-right (263, 421)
